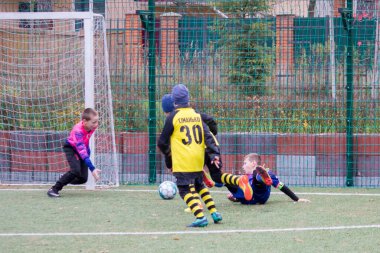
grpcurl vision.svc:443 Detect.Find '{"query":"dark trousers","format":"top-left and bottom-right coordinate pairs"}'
top-left (52, 144), bottom-right (88, 192)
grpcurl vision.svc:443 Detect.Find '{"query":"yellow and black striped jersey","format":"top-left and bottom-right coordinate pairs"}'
top-left (158, 107), bottom-right (220, 173)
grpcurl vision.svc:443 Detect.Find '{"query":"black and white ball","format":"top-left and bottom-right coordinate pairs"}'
top-left (158, 181), bottom-right (177, 200)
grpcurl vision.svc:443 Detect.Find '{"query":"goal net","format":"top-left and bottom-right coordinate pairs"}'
top-left (0, 12), bottom-right (119, 186)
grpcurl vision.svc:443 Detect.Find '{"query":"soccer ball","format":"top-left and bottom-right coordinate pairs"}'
top-left (158, 181), bottom-right (177, 200)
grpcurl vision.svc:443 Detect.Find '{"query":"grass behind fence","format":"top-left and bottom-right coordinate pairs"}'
top-left (115, 63), bottom-right (380, 134)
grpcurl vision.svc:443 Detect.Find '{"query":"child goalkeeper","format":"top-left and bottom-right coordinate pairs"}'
top-left (158, 84), bottom-right (223, 227)
top-left (47, 108), bottom-right (101, 197)
top-left (226, 153), bottom-right (310, 205)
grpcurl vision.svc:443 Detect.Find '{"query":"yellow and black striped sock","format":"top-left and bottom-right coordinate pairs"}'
top-left (183, 193), bottom-right (204, 218)
top-left (199, 188), bottom-right (217, 214)
top-left (189, 184), bottom-right (202, 206)
top-left (221, 173), bottom-right (239, 186)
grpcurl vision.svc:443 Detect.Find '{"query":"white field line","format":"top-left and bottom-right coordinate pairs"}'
top-left (1, 188), bottom-right (380, 197)
top-left (113, 189), bottom-right (380, 197)
top-left (0, 224), bottom-right (380, 237)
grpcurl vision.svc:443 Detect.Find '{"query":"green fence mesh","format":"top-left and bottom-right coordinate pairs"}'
top-left (0, 0), bottom-right (379, 187)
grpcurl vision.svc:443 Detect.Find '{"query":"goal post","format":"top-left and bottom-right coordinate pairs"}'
top-left (0, 12), bottom-right (119, 187)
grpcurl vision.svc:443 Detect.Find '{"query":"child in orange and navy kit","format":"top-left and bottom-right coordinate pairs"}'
top-left (227, 153), bottom-right (310, 204)
top-left (47, 108), bottom-right (101, 197)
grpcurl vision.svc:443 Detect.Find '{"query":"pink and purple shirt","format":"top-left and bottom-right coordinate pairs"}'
top-left (66, 121), bottom-right (97, 171)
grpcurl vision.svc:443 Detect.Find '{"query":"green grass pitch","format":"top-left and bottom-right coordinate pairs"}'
top-left (0, 185), bottom-right (380, 253)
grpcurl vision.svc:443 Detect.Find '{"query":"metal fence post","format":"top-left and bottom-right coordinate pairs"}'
top-left (339, 5), bottom-right (354, 187)
top-left (138, 0), bottom-right (157, 183)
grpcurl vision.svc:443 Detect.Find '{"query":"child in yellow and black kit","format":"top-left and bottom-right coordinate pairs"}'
top-left (158, 84), bottom-right (222, 227)
top-left (161, 94), bottom-right (255, 208)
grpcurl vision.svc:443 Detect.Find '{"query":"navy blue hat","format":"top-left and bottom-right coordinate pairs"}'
top-left (161, 94), bottom-right (175, 113)
top-left (172, 84), bottom-right (189, 105)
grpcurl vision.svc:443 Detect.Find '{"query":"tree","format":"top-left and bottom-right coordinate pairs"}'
top-left (212, 0), bottom-right (274, 95)
top-left (215, 0), bottom-right (270, 18)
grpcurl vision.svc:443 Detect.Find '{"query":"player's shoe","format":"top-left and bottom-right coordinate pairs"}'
top-left (187, 217), bottom-right (208, 228)
top-left (256, 166), bottom-right (273, 186)
top-left (227, 193), bottom-right (239, 202)
top-left (211, 212), bottom-right (223, 224)
top-left (238, 175), bottom-right (253, 201)
top-left (203, 171), bottom-right (215, 188)
top-left (47, 188), bottom-right (60, 198)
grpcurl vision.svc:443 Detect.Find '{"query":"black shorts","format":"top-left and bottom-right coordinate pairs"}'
top-left (173, 172), bottom-right (203, 186)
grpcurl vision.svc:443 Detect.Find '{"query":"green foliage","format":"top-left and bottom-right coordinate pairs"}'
top-left (226, 22), bottom-right (274, 95)
top-left (211, 1), bottom-right (274, 95)
top-left (214, 0), bottom-right (269, 18)
top-left (0, 98), bottom-right (81, 131)
top-left (113, 99), bottom-right (149, 132)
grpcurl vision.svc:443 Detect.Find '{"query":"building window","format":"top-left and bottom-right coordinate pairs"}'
top-left (18, 1), bottom-right (53, 30)
top-left (75, 0), bottom-right (106, 30)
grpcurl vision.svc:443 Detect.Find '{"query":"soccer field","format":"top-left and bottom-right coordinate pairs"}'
top-left (0, 186), bottom-right (380, 253)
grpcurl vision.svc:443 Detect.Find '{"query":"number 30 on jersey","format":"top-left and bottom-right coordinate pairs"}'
top-left (180, 124), bottom-right (203, 145)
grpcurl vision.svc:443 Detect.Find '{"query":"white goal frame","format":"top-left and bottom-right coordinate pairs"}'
top-left (1, 12), bottom-right (95, 110)
top-left (0, 12), bottom-right (119, 188)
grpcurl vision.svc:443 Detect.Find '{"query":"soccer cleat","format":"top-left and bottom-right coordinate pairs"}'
top-left (238, 175), bottom-right (253, 201)
top-left (256, 166), bottom-right (273, 186)
top-left (211, 212), bottom-right (223, 224)
top-left (227, 193), bottom-right (239, 202)
top-left (203, 171), bottom-right (215, 188)
top-left (47, 188), bottom-right (60, 198)
top-left (214, 182), bottom-right (224, 188)
top-left (187, 217), bottom-right (208, 228)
